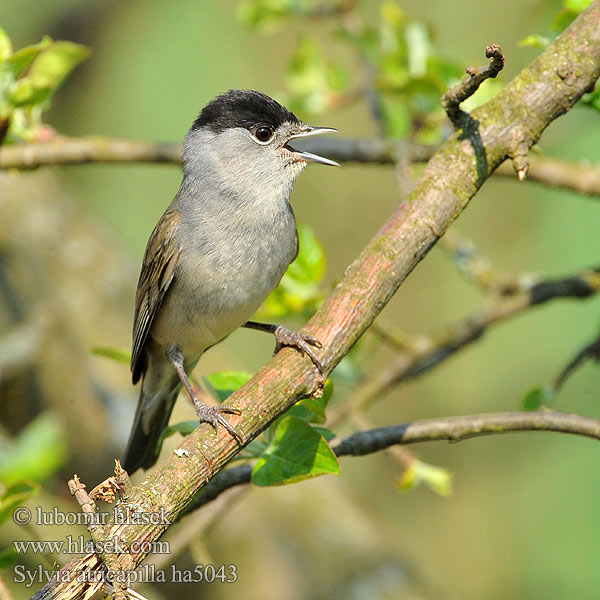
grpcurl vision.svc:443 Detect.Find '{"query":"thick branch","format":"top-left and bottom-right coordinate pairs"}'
top-left (32, 4), bottom-right (600, 598)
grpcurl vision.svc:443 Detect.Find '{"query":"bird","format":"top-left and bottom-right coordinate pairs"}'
top-left (122, 89), bottom-right (338, 474)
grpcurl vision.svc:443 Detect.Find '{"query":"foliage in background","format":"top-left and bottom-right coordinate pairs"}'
top-left (518, 0), bottom-right (600, 109)
top-left (241, 0), bottom-right (600, 136)
top-left (1, 0), bottom-right (599, 596)
top-left (519, 0), bottom-right (593, 45)
top-left (0, 414), bottom-right (66, 570)
top-left (257, 223), bottom-right (327, 319)
top-left (83, 0), bottom-right (513, 498)
top-left (238, 0), bottom-right (490, 143)
top-left (236, 0), bottom-right (600, 499)
top-left (0, 413), bottom-right (67, 486)
top-left (0, 27), bottom-right (88, 143)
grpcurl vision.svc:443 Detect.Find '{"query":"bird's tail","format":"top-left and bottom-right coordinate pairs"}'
top-left (121, 380), bottom-right (180, 474)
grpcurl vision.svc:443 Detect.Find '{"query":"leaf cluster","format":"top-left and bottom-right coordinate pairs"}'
top-left (0, 28), bottom-right (88, 143)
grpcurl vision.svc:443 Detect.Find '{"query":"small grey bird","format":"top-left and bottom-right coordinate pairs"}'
top-left (122, 90), bottom-right (338, 474)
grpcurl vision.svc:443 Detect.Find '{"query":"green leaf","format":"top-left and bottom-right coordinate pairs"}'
top-left (0, 36), bottom-right (88, 141)
top-left (551, 9), bottom-right (578, 32)
top-left (518, 34), bottom-right (551, 49)
top-left (284, 34), bottom-right (349, 116)
top-left (581, 83), bottom-right (600, 112)
top-left (7, 78), bottom-right (52, 108)
top-left (252, 416), bottom-right (340, 486)
top-left (396, 460), bottom-right (453, 496)
top-left (3, 37), bottom-right (51, 79)
top-left (91, 346), bottom-right (131, 365)
top-left (237, 0), bottom-right (296, 31)
top-left (0, 481), bottom-right (39, 526)
top-left (380, 0), bottom-right (406, 27)
top-left (27, 41), bottom-right (89, 100)
top-left (405, 22), bottom-right (430, 78)
top-left (237, 0), bottom-right (338, 31)
top-left (564, 0), bottom-right (592, 13)
top-left (204, 371), bottom-right (253, 403)
top-left (312, 426), bottom-right (335, 441)
top-left (522, 385), bottom-right (556, 411)
top-left (550, 0), bottom-right (592, 34)
top-left (379, 1), bottom-right (406, 55)
top-left (0, 546), bottom-right (18, 569)
top-left (259, 223), bottom-right (326, 318)
top-left (288, 224), bottom-right (326, 283)
top-left (0, 27), bottom-right (12, 62)
top-left (380, 96), bottom-right (409, 137)
top-left (286, 379), bottom-right (333, 424)
top-left (326, 62), bottom-right (349, 93)
top-left (550, 0), bottom-right (592, 32)
top-left (0, 413), bottom-right (67, 485)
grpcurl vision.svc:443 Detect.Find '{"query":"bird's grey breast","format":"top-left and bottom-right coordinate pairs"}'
top-left (165, 181), bottom-right (297, 351)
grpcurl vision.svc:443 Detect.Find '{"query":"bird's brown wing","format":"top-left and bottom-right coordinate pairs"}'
top-left (131, 209), bottom-right (182, 383)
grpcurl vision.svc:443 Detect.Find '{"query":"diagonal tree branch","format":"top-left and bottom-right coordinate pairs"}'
top-left (31, 4), bottom-right (600, 598)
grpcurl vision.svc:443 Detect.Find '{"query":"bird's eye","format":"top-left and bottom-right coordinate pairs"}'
top-left (254, 126), bottom-right (273, 142)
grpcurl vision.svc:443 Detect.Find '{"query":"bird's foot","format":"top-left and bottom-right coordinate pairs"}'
top-left (194, 400), bottom-right (243, 445)
top-left (273, 326), bottom-right (324, 374)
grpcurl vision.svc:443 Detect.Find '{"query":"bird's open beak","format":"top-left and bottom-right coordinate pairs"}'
top-left (284, 126), bottom-right (339, 166)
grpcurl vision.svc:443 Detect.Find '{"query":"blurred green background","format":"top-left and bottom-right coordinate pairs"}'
top-left (0, 1), bottom-right (599, 599)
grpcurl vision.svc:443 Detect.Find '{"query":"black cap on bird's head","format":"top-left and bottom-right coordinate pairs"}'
top-left (190, 89), bottom-right (339, 167)
top-left (192, 89), bottom-right (300, 133)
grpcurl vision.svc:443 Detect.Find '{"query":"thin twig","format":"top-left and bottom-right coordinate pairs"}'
top-left (328, 266), bottom-right (600, 422)
top-left (180, 410), bottom-right (600, 511)
top-left (67, 475), bottom-right (103, 535)
top-left (554, 331), bottom-right (600, 390)
top-left (2, 135), bottom-right (599, 200)
top-left (350, 411), bottom-right (417, 469)
top-left (441, 44), bottom-right (505, 125)
top-left (179, 465), bottom-right (253, 517)
top-left (0, 135), bottom-right (182, 169)
top-left (334, 411), bottom-right (600, 454)
top-left (439, 229), bottom-right (497, 291)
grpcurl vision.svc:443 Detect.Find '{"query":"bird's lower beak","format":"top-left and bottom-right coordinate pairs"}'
top-left (284, 126), bottom-right (339, 166)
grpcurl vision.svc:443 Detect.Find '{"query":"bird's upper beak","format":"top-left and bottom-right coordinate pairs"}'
top-left (284, 126), bottom-right (339, 167)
